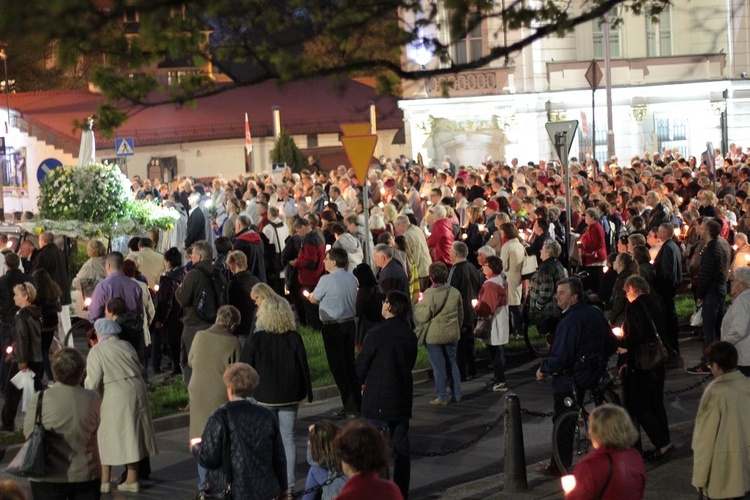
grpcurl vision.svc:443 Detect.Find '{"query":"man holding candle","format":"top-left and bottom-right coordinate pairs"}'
top-left (653, 222), bottom-right (683, 358)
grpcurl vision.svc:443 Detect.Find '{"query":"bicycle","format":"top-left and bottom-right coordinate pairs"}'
top-left (551, 358), bottom-right (621, 474)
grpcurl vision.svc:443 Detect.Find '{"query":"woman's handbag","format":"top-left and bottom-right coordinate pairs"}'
top-left (473, 318), bottom-right (492, 340)
top-left (199, 409), bottom-right (233, 499)
top-left (521, 248), bottom-right (538, 280)
top-left (7, 390), bottom-right (46, 477)
top-left (635, 317), bottom-right (670, 371)
top-left (415, 288), bottom-right (451, 346)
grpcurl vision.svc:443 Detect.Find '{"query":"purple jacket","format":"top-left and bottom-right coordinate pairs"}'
top-left (87, 272), bottom-right (144, 323)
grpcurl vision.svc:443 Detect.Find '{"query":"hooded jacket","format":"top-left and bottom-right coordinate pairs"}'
top-left (426, 217), bottom-right (455, 266)
top-left (233, 229), bottom-right (267, 282)
top-left (332, 233), bottom-right (363, 272)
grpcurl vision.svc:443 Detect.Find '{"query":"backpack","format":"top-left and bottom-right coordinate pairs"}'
top-left (195, 266), bottom-right (228, 323)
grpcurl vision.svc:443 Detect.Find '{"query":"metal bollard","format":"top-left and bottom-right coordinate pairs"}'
top-left (503, 393), bottom-right (529, 492)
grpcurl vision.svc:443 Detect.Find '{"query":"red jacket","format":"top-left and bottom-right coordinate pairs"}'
top-left (295, 230), bottom-right (325, 286)
top-left (579, 221), bottom-right (607, 265)
top-left (336, 472), bottom-right (403, 500)
top-left (566, 447), bottom-right (645, 500)
top-left (426, 218), bottom-right (454, 266)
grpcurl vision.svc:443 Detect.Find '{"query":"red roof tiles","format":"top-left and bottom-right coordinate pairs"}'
top-left (8, 79), bottom-right (403, 154)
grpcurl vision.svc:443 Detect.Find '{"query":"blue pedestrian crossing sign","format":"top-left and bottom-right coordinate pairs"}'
top-left (0, 137), bottom-right (5, 155)
top-left (115, 137), bottom-right (135, 156)
top-left (37, 158), bottom-right (63, 183)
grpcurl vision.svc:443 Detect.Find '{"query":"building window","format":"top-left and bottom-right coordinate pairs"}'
top-left (451, 12), bottom-right (483, 65)
top-left (646, 7), bottom-right (672, 57)
top-left (167, 70), bottom-right (197, 85)
top-left (593, 13), bottom-right (621, 59)
top-left (123, 8), bottom-right (139, 23)
top-left (306, 134), bottom-right (318, 148)
top-left (655, 114), bottom-right (688, 158)
top-left (577, 116), bottom-right (608, 169)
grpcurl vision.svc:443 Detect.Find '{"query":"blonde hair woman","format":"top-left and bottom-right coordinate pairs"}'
top-left (565, 404), bottom-right (644, 498)
top-left (250, 282), bottom-right (276, 308)
top-left (240, 295), bottom-right (313, 491)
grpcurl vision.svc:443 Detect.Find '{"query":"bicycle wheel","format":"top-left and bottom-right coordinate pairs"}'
top-left (552, 410), bottom-right (591, 475)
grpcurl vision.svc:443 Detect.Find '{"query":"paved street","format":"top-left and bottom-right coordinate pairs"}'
top-left (0, 334), bottom-right (712, 499)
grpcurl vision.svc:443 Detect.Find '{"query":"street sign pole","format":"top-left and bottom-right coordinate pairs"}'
top-left (546, 120), bottom-right (579, 274)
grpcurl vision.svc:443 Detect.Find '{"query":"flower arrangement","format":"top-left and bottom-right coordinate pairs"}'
top-left (33, 162), bottom-right (179, 238)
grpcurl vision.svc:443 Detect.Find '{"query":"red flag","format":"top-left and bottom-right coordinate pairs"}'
top-left (245, 113), bottom-right (253, 154)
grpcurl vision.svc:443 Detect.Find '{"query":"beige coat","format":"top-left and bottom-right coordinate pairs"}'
top-left (24, 384), bottom-right (102, 483)
top-left (403, 224), bottom-right (432, 279)
top-left (187, 325), bottom-right (242, 438)
top-left (414, 284), bottom-right (463, 345)
top-left (84, 338), bottom-right (158, 466)
top-left (72, 257), bottom-right (107, 318)
top-left (692, 370), bottom-right (750, 499)
top-left (134, 247), bottom-right (164, 289)
top-left (500, 238), bottom-right (524, 306)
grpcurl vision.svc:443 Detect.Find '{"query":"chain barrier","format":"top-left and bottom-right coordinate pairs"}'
top-left (519, 408), bottom-right (555, 418)
top-left (389, 410), bottom-right (507, 458)
top-left (518, 375), bottom-right (712, 418)
top-left (664, 375), bottom-right (712, 395)
top-left (290, 473), bottom-right (344, 499)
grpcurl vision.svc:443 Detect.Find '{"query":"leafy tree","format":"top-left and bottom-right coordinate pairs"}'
top-left (270, 131), bottom-right (306, 173)
top-left (0, 0), bottom-right (669, 132)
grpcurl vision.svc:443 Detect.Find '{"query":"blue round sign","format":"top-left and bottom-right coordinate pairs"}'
top-left (37, 158), bottom-right (63, 183)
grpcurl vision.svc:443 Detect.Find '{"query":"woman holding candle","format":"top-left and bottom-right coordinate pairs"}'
top-left (562, 404), bottom-right (645, 499)
top-left (619, 275), bottom-right (673, 461)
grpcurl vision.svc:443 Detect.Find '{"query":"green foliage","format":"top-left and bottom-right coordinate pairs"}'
top-left (148, 376), bottom-right (189, 419)
top-left (0, 0), bottom-right (670, 133)
top-left (270, 130), bottom-right (306, 174)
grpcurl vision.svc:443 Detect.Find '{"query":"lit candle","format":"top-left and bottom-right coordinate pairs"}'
top-left (745, 254), bottom-right (750, 262)
top-left (325, 244), bottom-right (331, 252)
top-left (733, 244), bottom-right (739, 251)
top-left (418, 293), bottom-right (424, 302)
top-left (478, 224), bottom-right (486, 233)
top-left (305, 196), bottom-right (311, 203)
top-left (5, 241), bottom-right (11, 248)
top-left (673, 227), bottom-right (680, 237)
top-left (561, 475), bottom-right (577, 495)
top-left (84, 297), bottom-right (92, 307)
top-left (462, 233), bottom-right (468, 240)
top-left (603, 266), bottom-right (609, 273)
top-left (153, 284), bottom-right (159, 292)
top-left (378, 202), bottom-right (384, 208)
top-left (303, 290), bottom-right (310, 298)
top-left (649, 259), bottom-right (654, 265)
top-left (471, 299), bottom-right (478, 308)
top-left (612, 327), bottom-right (623, 338)
top-left (190, 437), bottom-right (202, 447)
top-left (380, 187), bottom-right (386, 195)
top-left (5, 346), bottom-right (12, 355)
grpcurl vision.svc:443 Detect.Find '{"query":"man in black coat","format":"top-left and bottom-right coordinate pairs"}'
top-left (185, 193), bottom-right (206, 248)
top-left (688, 218), bottom-right (728, 375)
top-left (373, 243), bottom-right (408, 295)
top-left (448, 242), bottom-right (481, 381)
top-left (31, 232), bottom-right (70, 306)
top-left (653, 223), bottom-right (683, 356)
top-left (226, 250), bottom-right (260, 340)
top-left (356, 291), bottom-right (417, 499)
top-left (645, 191), bottom-right (670, 231)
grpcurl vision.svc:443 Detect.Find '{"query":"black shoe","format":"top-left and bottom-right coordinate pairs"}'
top-left (533, 461), bottom-right (563, 477)
top-left (646, 444), bottom-right (675, 462)
top-left (331, 409), bottom-right (348, 419)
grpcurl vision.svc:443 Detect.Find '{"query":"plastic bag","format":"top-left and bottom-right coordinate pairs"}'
top-left (10, 370), bottom-right (36, 412)
top-left (690, 306), bottom-right (703, 327)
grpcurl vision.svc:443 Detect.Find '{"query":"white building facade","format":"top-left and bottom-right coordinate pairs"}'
top-left (399, 0), bottom-right (750, 168)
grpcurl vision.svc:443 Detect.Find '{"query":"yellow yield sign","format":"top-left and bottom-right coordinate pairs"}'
top-left (341, 122), bottom-right (377, 185)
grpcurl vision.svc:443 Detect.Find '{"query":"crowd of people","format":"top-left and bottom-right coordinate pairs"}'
top-left (0, 148), bottom-right (750, 498)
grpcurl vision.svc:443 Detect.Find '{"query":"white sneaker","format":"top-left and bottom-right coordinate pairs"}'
top-left (492, 382), bottom-right (509, 392)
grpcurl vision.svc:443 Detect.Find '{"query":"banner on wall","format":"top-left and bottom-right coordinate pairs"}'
top-left (2, 146), bottom-right (28, 197)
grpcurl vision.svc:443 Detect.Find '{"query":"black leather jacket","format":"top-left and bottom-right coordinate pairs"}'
top-left (195, 399), bottom-right (287, 499)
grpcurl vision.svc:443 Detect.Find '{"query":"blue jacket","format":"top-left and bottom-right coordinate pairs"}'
top-left (540, 301), bottom-right (612, 394)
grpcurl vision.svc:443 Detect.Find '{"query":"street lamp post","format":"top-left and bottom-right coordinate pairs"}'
top-left (0, 49), bottom-right (7, 219)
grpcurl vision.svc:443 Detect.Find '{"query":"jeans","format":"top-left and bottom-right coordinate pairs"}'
top-left (368, 418), bottom-right (411, 499)
top-left (487, 344), bottom-right (506, 383)
top-left (30, 479), bottom-right (101, 499)
top-left (264, 403), bottom-right (299, 490)
top-left (701, 293), bottom-right (725, 364)
top-left (197, 463), bottom-right (207, 491)
top-left (425, 343), bottom-right (462, 401)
